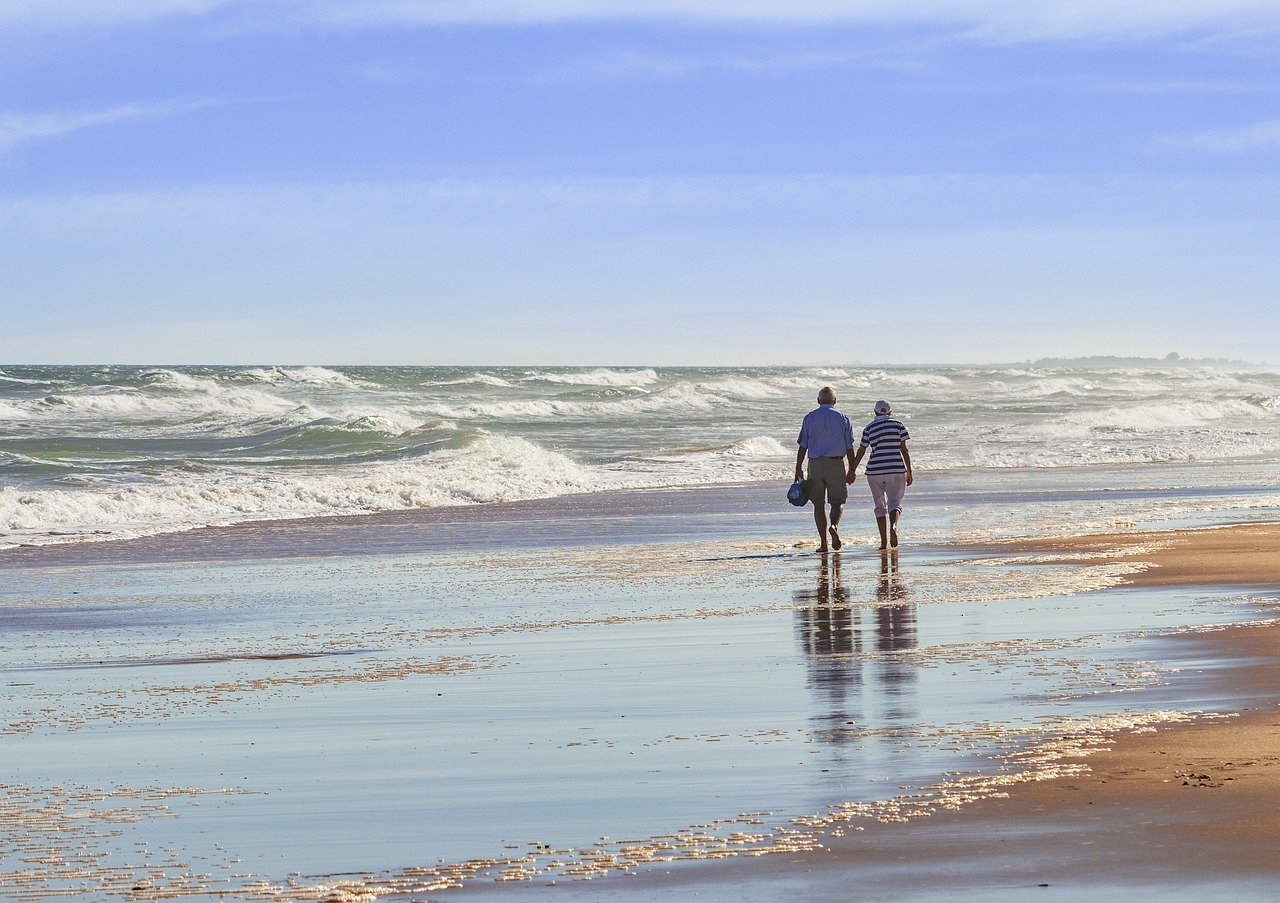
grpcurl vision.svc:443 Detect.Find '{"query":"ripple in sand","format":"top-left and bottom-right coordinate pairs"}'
top-left (2, 655), bottom-right (500, 736)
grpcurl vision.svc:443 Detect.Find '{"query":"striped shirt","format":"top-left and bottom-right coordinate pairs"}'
top-left (860, 415), bottom-right (911, 475)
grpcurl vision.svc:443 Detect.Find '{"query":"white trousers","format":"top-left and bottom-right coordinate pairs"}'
top-left (866, 472), bottom-right (906, 517)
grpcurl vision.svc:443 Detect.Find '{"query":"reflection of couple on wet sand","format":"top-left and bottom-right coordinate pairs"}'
top-left (795, 552), bottom-right (918, 733)
top-left (795, 386), bottom-right (913, 552)
top-left (796, 552), bottom-right (915, 656)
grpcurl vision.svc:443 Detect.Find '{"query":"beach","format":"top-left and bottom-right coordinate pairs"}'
top-left (3, 475), bottom-right (1279, 900)
top-left (612, 530), bottom-right (1280, 902)
top-left (10, 0), bottom-right (1280, 888)
top-left (3, 364), bottom-right (1280, 900)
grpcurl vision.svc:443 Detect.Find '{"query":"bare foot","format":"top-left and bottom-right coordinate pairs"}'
top-left (817, 546), bottom-right (829, 554)
top-left (829, 526), bottom-right (842, 550)
top-left (879, 544), bottom-right (889, 552)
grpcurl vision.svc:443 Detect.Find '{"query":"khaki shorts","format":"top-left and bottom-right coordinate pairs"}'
top-left (806, 457), bottom-right (848, 506)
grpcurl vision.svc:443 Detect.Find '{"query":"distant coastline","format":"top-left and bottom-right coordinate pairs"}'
top-left (1027, 353), bottom-right (1256, 368)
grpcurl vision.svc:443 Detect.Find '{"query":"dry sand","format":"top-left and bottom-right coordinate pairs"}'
top-left (842, 623), bottom-right (1280, 890)
top-left (933, 523), bottom-right (1280, 884)
top-left (1017, 521), bottom-right (1280, 588)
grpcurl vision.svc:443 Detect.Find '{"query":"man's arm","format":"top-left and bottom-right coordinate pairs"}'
top-left (901, 442), bottom-right (913, 486)
top-left (795, 445), bottom-right (806, 482)
top-left (847, 445), bottom-right (866, 483)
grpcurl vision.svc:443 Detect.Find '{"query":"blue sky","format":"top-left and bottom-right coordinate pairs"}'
top-left (2, 1), bottom-right (1279, 365)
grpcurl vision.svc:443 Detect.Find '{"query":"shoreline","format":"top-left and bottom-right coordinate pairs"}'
top-left (816, 526), bottom-right (1280, 895)
top-left (1010, 522), bottom-right (1280, 589)
top-left (0, 476), bottom-right (986, 569)
top-left (7, 455), bottom-right (1280, 567)
top-left (531, 526), bottom-right (1280, 899)
top-left (811, 621), bottom-right (1280, 897)
top-left (5, 488), bottom-right (1280, 898)
top-left (0, 482), bottom-right (788, 568)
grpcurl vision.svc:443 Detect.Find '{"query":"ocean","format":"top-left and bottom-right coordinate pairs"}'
top-left (3, 363), bottom-right (1279, 549)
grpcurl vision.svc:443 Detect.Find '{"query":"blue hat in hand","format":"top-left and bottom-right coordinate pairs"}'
top-left (787, 480), bottom-right (808, 507)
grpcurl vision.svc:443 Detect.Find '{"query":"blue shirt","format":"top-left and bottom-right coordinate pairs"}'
top-left (860, 415), bottom-right (911, 474)
top-left (797, 405), bottom-right (855, 458)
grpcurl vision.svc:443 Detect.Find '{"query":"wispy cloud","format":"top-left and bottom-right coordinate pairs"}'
top-left (7, 0), bottom-right (1280, 45)
top-left (1082, 77), bottom-right (1272, 95)
top-left (1164, 118), bottom-right (1280, 153)
top-left (306, 1), bottom-right (1280, 42)
top-left (5, 172), bottom-right (1276, 235)
top-left (0, 99), bottom-right (221, 154)
top-left (0, 0), bottom-right (234, 30)
top-left (530, 45), bottom-right (932, 84)
top-left (4, 172), bottom-right (1277, 365)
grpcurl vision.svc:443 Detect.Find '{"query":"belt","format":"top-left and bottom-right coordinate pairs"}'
top-left (816, 455), bottom-right (845, 459)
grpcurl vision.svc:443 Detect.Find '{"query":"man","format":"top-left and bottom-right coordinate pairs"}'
top-left (848, 400), bottom-right (913, 551)
top-left (794, 386), bottom-right (857, 553)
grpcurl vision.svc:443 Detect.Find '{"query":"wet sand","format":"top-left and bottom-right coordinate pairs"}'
top-left (822, 622), bottom-right (1280, 898)
top-left (1005, 526), bottom-right (1280, 876)
top-left (4, 494), bottom-right (1280, 900)
top-left (459, 522), bottom-right (1280, 900)
top-left (810, 525), bottom-right (1280, 897)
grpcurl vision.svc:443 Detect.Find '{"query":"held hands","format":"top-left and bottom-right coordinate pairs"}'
top-left (845, 469), bottom-right (857, 485)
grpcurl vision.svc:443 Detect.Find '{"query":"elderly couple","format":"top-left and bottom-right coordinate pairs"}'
top-left (794, 386), bottom-right (913, 553)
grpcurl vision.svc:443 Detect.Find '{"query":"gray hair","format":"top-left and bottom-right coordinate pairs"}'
top-left (817, 386), bottom-right (836, 404)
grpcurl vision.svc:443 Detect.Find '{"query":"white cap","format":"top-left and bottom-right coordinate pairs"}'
top-left (874, 400), bottom-right (891, 415)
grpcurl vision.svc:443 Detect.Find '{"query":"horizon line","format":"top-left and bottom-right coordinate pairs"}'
top-left (0, 356), bottom-right (1270, 369)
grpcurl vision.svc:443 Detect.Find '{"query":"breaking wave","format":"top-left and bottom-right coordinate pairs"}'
top-left (233, 366), bottom-right (365, 388)
top-left (425, 374), bottom-right (518, 389)
top-left (1041, 398), bottom-right (1274, 437)
top-left (3, 362), bottom-right (1279, 548)
top-left (0, 434), bottom-right (787, 548)
top-left (521, 368), bottom-right (660, 387)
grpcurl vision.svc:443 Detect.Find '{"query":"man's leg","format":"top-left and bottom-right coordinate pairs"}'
top-left (809, 461), bottom-right (843, 552)
top-left (828, 502), bottom-right (844, 550)
top-left (813, 500), bottom-right (829, 551)
top-left (809, 466), bottom-right (830, 551)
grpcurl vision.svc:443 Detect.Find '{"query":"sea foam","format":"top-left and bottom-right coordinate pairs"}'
top-left (521, 368), bottom-right (660, 387)
top-left (0, 434), bottom-right (790, 548)
top-left (3, 363), bottom-right (1279, 548)
top-left (234, 366), bottom-right (365, 388)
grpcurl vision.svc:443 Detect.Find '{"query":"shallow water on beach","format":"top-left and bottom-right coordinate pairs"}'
top-left (3, 493), bottom-right (1277, 899)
